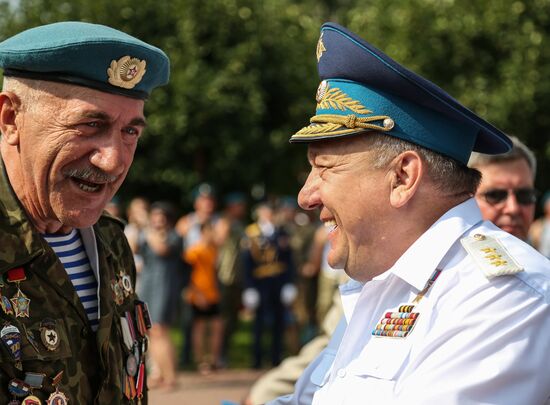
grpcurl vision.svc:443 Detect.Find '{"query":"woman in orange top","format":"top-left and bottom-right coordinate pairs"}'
top-left (184, 221), bottom-right (224, 374)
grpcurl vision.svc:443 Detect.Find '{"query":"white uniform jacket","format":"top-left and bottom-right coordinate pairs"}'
top-left (269, 198), bottom-right (550, 405)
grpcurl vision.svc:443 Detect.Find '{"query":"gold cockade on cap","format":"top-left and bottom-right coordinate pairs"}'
top-left (316, 32), bottom-right (326, 62)
top-left (107, 56), bottom-right (147, 89)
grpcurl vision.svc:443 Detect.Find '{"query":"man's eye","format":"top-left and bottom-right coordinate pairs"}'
top-left (86, 121), bottom-right (101, 128)
top-left (124, 127), bottom-right (140, 136)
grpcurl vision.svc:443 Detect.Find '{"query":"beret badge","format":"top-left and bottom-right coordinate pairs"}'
top-left (107, 56), bottom-right (147, 89)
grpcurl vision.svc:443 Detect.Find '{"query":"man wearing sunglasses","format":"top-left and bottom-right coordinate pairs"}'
top-left (469, 136), bottom-right (537, 241)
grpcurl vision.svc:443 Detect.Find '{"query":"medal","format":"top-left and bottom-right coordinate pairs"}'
top-left (40, 319), bottom-right (60, 351)
top-left (47, 371), bottom-right (69, 405)
top-left (135, 301), bottom-right (151, 334)
top-left (122, 373), bottom-right (136, 400)
top-left (1, 294), bottom-right (15, 315)
top-left (120, 317), bottom-right (133, 350)
top-left (135, 362), bottom-right (145, 401)
top-left (46, 391), bottom-right (69, 405)
top-left (10, 290), bottom-right (31, 318)
top-left (1, 324), bottom-right (23, 370)
top-left (111, 280), bottom-right (124, 305)
top-left (119, 271), bottom-right (133, 297)
top-left (21, 396), bottom-right (41, 405)
top-left (126, 352), bottom-right (138, 377)
top-left (7, 268), bottom-right (30, 318)
top-left (24, 372), bottom-right (45, 390)
top-left (8, 379), bottom-right (31, 398)
top-left (372, 269), bottom-right (442, 338)
top-left (22, 324), bottom-right (40, 353)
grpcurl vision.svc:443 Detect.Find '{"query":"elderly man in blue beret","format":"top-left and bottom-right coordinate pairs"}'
top-left (0, 22), bottom-right (169, 403)
top-left (267, 23), bottom-right (550, 405)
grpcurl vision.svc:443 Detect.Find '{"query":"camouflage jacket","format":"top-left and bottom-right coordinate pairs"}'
top-left (0, 161), bottom-right (148, 404)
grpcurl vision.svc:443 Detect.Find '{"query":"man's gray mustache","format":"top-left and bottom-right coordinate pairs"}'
top-left (63, 167), bottom-right (118, 184)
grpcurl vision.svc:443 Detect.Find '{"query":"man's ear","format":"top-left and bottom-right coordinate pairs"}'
top-left (0, 92), bottom-right (22, 146)
top-left (388, 151), bottom-right (424, 208)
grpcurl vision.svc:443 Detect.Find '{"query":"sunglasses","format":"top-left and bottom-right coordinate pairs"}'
top-left (480, 188), bottom-right (539, 206)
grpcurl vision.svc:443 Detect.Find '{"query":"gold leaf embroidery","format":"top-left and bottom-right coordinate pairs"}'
top-left (295, 123), bottom-right (343, 135)
top-left (317, 87), bottom-right (371, 115)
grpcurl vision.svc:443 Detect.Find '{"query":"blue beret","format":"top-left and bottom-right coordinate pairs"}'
top-left (0, 21), bottom-right (169, 99)
top-left (192, 183), bottom-right (216, 200)
top-left (291, 23), bottom-right (512, 165)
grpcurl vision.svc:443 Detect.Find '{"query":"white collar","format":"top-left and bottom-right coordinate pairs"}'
top-left (386, 198), bottom-right (482, 291)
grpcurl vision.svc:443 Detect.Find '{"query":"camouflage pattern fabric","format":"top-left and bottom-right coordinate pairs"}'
top-left (0, 158), bottom-right (148, 404)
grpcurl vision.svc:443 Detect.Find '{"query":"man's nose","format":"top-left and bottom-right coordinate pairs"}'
top-left (502, 192), bottom-right (522, 214)
top-left (89, 131), bottom-right (126, 177)
top-left (298, 171), bottom-right (321, 210)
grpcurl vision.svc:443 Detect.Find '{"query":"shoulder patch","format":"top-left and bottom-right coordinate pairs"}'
top-left (461, 233), bottom-right (523, 279)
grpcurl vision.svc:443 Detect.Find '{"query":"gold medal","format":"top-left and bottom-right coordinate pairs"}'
top-left (47, 371), bottom-right (69, 405)
top-left (22, 395), bottom-right (42, 404)
top-left (11, 289), bottom-right (31, 318)
top-left (47, 390), bottom-right (69, 405)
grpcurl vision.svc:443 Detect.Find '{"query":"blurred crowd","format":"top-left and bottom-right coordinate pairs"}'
top-left (105, 184), bottom-right (347, 389)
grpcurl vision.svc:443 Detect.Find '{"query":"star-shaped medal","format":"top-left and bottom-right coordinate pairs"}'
top-left (10, 290), bottom-right (30, 318)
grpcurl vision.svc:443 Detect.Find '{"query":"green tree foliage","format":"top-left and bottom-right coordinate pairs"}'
top-left (0, 0), bottom-right (548, 210)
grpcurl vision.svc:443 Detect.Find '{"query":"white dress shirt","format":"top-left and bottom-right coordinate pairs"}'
top-left (269, 198), bottom-right (550, 405)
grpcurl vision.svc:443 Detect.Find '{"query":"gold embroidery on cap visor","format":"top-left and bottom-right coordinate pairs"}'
top-left (108, 56), bottom-right (147, 89)
top-left (291, 82), bottom-right (395, 140)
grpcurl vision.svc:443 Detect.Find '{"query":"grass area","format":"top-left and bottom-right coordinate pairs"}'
top-left (171, 317), bottom-right (255, 370)
top-left (170, 314), bottom-right (312, 371)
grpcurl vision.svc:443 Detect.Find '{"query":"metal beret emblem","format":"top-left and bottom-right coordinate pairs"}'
top-left (108, 56), bottom-right (147, 89)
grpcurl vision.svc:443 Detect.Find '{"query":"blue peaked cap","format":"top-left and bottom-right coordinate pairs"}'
top-left (291, 23), bottom-right (512, 165)
top-left (0, 21), bottom-right (169, 99)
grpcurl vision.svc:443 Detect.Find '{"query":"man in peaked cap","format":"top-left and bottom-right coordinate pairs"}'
top-left (267, 23), bottom-right (550, 405)
top-left (0, 22), bottom-right (169, 403)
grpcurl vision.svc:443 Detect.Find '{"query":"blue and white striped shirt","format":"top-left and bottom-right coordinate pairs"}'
top-left (43, 229), bottom-right (99, 332)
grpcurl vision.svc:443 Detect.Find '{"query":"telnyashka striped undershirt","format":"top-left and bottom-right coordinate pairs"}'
top-left (43, 229), bottom-right (99, 332)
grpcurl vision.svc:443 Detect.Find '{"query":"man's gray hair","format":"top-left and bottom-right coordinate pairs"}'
top-left (2, 76), bottom-right (76, 113)
top-left (468, 135), bottom-right (537, 180)
top-left (368, 133), bottom-right (482, 196)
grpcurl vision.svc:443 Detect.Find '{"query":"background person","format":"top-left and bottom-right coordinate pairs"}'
top-left (0, 21), bottom-right (169, 403)
top-left (469, 136), bottom-right (538, 241)
top-left (176, 182), bottom-right (219, 367)
top-left (215, 192), bottom-right (248, 367)
top-left (529, 191), bottom-right (550, 257)
top-left (242, 202), bottom-right (296, 369)
top-left (137, 201), bottom-right (184, 390)
top-left (184, 221), bottom-right (224, 374)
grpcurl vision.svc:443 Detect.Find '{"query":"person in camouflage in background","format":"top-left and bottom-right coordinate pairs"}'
top-left (0, 22), bottom-right (169, 404)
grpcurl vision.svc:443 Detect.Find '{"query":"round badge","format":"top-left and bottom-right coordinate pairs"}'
top-left (47, 390), bottom-right (69, 405)
top-left (40, 328), bottom-right (60, 351)
top-left (22, 395), bottom-right (42, 404)
top-left (121, 274), bottom-right (133, 295)
top-left (126, 353), bottom-right (138, 377)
